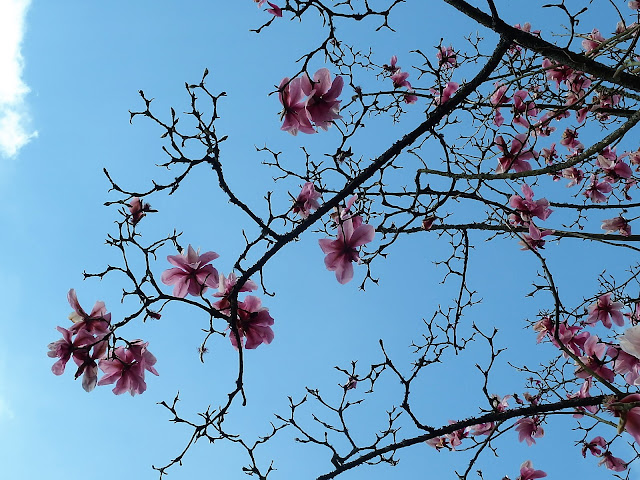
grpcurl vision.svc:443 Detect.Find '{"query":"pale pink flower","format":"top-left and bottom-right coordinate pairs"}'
top-left (561, 167), bottom-right (584, 187)
top-left (98, 346), bottom-right (149, 396)
top-left (597, 154), bottom-right (632, 183)
top-left (293, 182), bottom-right (321, 218)
top-left (560, 128), bottom-right (583, 152)
top-left (301, 68), bottom-right (344, 130)
top-left (391, 71), bottom-right (411, 89)
top-left (278, 77), bottom-right (314, 135)
top-left (425, 436), bottom-right (448, 450)
top-left (575, 333), bottom-right (615, 382)
top-left (519, 223), bottom-right (553, 251)
top-left (213, 272), bottom-right (258, 312)
top-left (601, 216), bottom-right (631, 236)
top-left (582, 28), bottom-right (605, 52)
top-left (619, 325), bottom-right (640, 360)
top-left (608, 344), bottom-right (640, 384)
top-left (47, 326), bottom-right (74, 375)
top-left (512, 90), bottom-right (538, 128)
top-left (67, 289), bottom-right (111, 335)
top-left (71, 328), bottom-right (108, 392)
top-left (587, 293), bottom-right (624, 328)
top-left (161, 245), bottom-right (219, 298)
top-left (446, 421), bottom-right (469, 449)
top-left (517, 460), bottom-right (546, 480)
top-left (540, 143), bottom-right (557, 164)
top-left (470, 422), bottom-right (494, 435)
top-left (230, 295), bottom-right (275, 350)
top-left (515, 417), bottom-right (544, 446)
top-left (319, 216), bottom-right (375, 284)
top-left (432, 82), bottom-right (458, 105)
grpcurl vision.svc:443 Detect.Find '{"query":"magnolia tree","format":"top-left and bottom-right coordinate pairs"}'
top-left (48, 0), bottom-right (640, 478)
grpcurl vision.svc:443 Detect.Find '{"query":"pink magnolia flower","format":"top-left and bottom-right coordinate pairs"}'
top-left (495, 134), bottom-right (537, 173)
top-left (517, 460), bottom-right (547, 480)
top-left (542, 59), bottom-right (573, 89)
top-left (608, 345), bottom-right (640, 384)
top-left (597, 154), bottom-right (632, 183)
top-left (128, 197), bottom-right (153, 225)
top-left (213, 272), bottom-right (258, 312)
top-left (609, 393), bottom-right (640, 444)
top-left (301, 68), bottom-right (344, 130)
top-left (561, 167), bottom-right (584, 187)
top-left (161, 245), bottom-right (219, 298)
top-left (599, 452), bottom-right (627, 471)
top-left (540, 143), bottom-right (557, 164)
top-left (470, 422), bottom-right (494, 435)
top-left (391, 71), bottom-right (411, 89)
top-left (587, 293), bottom-right (624, 328)
top-left (425, 436), bottom-right (448, 450)
top-left (515, 416), bottom-right (544, 446)
top-left (98, 346), bottom-right (149, 396)
top-left (582, 436), bottom-right (606, 457)
top-left (432, 82), bottom-right (458, 105)
top-left (490, 83), bottom-right (511, 127)
top-left (566, 72), bottom-right (592, 94)
top-left (583, 175), bottom-right (612, 203)
top-left (67, 289), bottom-right (111, 335)
top-left (582, 28), bottom-right (605, 52)
top-left (519, 223), bottom-right (553, 251)
top-left (575, 333), bottom-right (615, 382)
top-left (509, 183), bottom-right (552, 225)
top-left (490, 394), bottom-right (511, 412)
top-left (278, 77), bottom-right (314, 135)
top-left (601, 216), bottom-right (631, 236)
top-left (560, 128), bottom-right (583, 152)
top-left (568, 378), bottom-right (599, 416)
top-left (71, 328), bottom-right (108, 392)
top-left (446, 421), bottom-right (469, 449)
top-left (383, 55), bottom-right (400, 74)
top-left (47, 326), bottom-right (75, 376)
top-left (404, 92), bottom-right (418, 104)
top-left (230, 295), bottom-right (275, 350)
top-left (512, 90), bottom-right (538, 128)
top-left (293, 182), bottom-right (321, 218)
top-left (319, 216), bottom-right (375, 284)
top-left (436, 45), bottom-right (457, 68)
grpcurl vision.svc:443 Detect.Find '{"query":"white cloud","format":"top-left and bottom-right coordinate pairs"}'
top-left (0, 0), bottom-right (36, 158)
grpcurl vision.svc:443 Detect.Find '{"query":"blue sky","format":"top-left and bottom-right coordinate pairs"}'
top-left (0, 1), bottom-right (638, 479)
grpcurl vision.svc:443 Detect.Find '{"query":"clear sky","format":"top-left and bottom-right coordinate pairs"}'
top-left (0, 1), bottom-right (637, 479)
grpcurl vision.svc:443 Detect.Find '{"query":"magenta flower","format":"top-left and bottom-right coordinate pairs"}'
top-left (519, 223), bottom-right (553, 251)
top-left (301, 69), bottom-right (344, 130)
top-left (582, 436), bottom-right (606, 457)
top-left (599, 452), bottom-right (627, 471)
top-left (517, 460), bottom-right (547, 480)
top-left (70, 328), bottom-right (107, 392)
top-left (432, 81), bottom-right (458, 105)
top-left (436, 45), bottom-right (457, 68)
top-left (128, 197), bottom-right (153, 225)
top-left (161, 245), bottom-right (219, 298)
top-left (47, 326), bottom-right (74, 375)
top-left (597, 153), bottom-right (632, 183)
top-left (67, 289), bottom-right (111, 335)
top-left (587, 293), bottom-right (624, 328)
top-left (542, 58), bottom-right (573, 89)
top-left (560, 128), bottom-right (583, 152)
top-left (561, 166), bottom-right (584, 187)
top-left (575, 333), bottom-right (615, 382)
top-left (278, 77), bottom-right (314, 135)
top-left (230, 295), bottom-right (275, 350)
top-left (495, 134), bottom-right (537, 173)
top-left (512, 90), bottom-right (538, 128)
top-left (515, 416), bottom-right (544, 446)
top-left (97, 346), bottom-right (151, 396)
top-left (391, 71), bottom-right (411, 89)
top-left (293, 182), bottom-right (321, 218)
top-left (601, 216), bottom-right (631, 236)
top-left (265, 2), bottom-right (282, 16)
top-left (319, 216), bottom-right (375, 284)
top-left (509, 183), bottom-right (552, 225)
top-left (583, 175), bottom-right (612, 203)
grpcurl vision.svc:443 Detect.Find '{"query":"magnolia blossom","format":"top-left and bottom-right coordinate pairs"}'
top-left (601, 216), bottom-right (631, 236)
top-left (490, 82), bottom-right (511, 127)
top-left (230, 295), bottom-right (275, 350)
top-left (128, 197), bottom-right (153, 225)
top-left (67, 289), bottom-right (111, 335)
top-left (432, 82), bottom-right (458, 105)
top-left (620, 325), bottom-right (640, 360)
top-left (582, 436), bottom-right (606, 457)
top-left (599, 452), bottom-right (627, 471)
top-left (608, 345), bottom-right (640, 384)
top-left (301, 69), bottom-right (344, 130)
top-left (98, 346), bottom-right (150, 396)
top-left (519, 223), bottom-right (553, 251)
top-left (319, 215), bottom-right (375, 284)
top-left (542, 58), bottom-right (573, 89)
top-left (515, 417), bottom-right (544, 446)
top-left (495, 134), bottom-right (537, 173)
top-left (213, 272), bottom-right (258, 312)
top-left (278, 77), bottom-right (314, 135)
top-left (560, 128), bottom-right (583, 152)
top-left (561, 167), bottom-right (584, 187)
top-left (587, 293), bottom-right (624, 328)
top-left (436, 45), bottom-right (457, 68)
top-left (583, 175), bottom-right (612, 203)
top-left (512, 90), bottom-right (538, 128)
top-left (509, 183), bottom-right (552, 225)
top-left (575, 333), bottom-right (615, 382)
top-left (517, 460), bottom-right (547, 480)
top-left (161, 245), bottom-right (219, 298)
top-left (609, 394), bottom-right (640, 444)
top-left (293, 182), bottom-right (321, 218)
top-left (582, 28), bottom-right (605, 52)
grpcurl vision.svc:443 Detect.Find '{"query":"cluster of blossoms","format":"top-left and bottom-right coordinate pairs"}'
top-left (507, 183), bottom-right (554, 251)
top-left (319, 196), bottom-right (375, 284)
top-left (532, 293), bottom-right (640, 471)
top-left (254, 0), bottom-right (281, 17)
top-left (278, 68), bottom-right (344, 135)
top-left (161, 245), bottom-right (274, 350)
top-left (383, 55), bottom-right (418, 104)
top-left (48, 289), bottom-right (158, 396)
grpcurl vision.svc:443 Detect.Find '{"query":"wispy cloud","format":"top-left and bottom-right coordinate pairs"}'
top-left (0, 0), bottom-right (36, 158)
